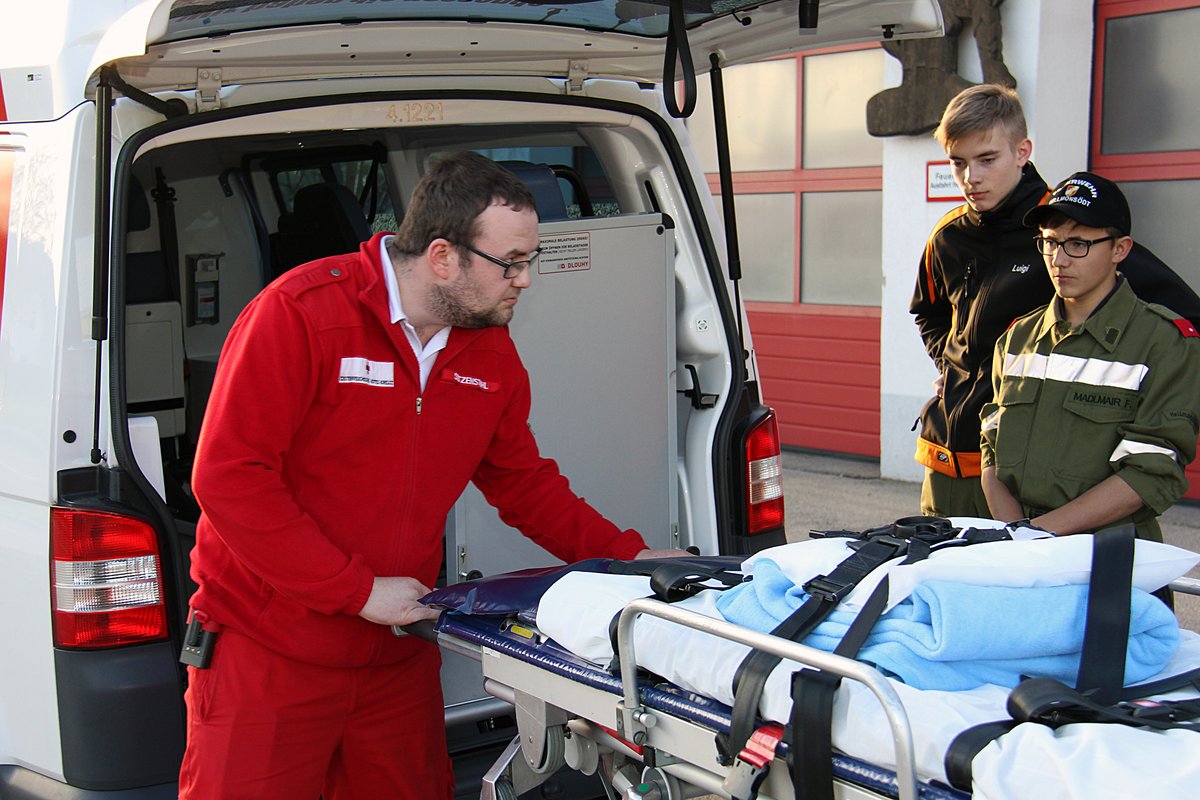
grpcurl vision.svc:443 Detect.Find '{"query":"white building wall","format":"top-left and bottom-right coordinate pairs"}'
top-left (879, 0), bottom-right (1095, 481)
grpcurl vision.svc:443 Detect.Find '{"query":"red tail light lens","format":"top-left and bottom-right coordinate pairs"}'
top-left (51, 508), bottom-right (168, 648)
top-left (745, 411), bottom-right (785, 535)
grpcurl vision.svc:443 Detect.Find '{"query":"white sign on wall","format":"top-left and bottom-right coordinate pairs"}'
top-left (926, 161), bottom-right (961, 203)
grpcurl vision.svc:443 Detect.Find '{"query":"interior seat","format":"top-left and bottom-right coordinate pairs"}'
top-left (270, 182), bottom-right (373, 279)
top-left (499, 161), bottom-right (570, 221)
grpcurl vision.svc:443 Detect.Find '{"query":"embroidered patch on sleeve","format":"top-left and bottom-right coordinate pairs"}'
top-left (339, 357), bottom-right (395, 387)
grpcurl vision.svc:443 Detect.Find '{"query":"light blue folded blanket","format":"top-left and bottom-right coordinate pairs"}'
top-left (715, 558), bottom-right (1180, 691)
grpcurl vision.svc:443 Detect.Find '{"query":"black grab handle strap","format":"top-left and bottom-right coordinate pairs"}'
top-left (663, 0), bottom-right (697, 118)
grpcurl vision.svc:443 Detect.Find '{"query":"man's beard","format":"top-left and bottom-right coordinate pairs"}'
top-left (427, 272), bottom-right (514, 329)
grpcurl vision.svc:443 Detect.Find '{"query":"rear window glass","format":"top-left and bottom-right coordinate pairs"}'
top-left (260, 147), bottom-right (398, 234)
top-left (166, 0), bottom-right (768, 40)
top-left (462, 146), bottom-right (619, 219)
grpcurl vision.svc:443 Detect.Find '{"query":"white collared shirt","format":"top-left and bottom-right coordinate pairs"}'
top-left (380, 235), bottom-right (450, 391)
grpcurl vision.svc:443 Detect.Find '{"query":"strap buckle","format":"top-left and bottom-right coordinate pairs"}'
top-left (802, 574), bottom-right (854, 603)
top-left (721, 723), bottom-right (784, 800)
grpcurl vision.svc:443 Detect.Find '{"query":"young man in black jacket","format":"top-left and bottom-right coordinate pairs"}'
top-left (909, 84), bottom-right (1200, 518)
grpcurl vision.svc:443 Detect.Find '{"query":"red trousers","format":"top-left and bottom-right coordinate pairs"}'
top-left (178, 627), bottom-right (453, 800)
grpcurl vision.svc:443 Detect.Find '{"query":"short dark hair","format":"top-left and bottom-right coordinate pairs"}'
top-left (934, 84), bottom-right (1027, 149)
top-left (389, 151), bottom-right (536, 259)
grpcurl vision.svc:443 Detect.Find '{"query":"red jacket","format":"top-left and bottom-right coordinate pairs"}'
top-left (189, 233), bottom-right (647, 667)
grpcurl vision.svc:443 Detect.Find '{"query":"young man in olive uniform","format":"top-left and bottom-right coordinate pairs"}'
top-left (980, 172), bottom-right (1200, 540)
top-left (909, 84), bottom-right (1200, 518)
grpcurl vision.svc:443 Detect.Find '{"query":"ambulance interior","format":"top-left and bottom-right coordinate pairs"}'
top-left (118, 106), bottom-right (723, 609)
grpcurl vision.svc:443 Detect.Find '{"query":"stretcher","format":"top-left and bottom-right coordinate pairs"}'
top-left (428, 598), bottom-right (960, 800)
top-left (410, 528), bottom-right (1200, 800)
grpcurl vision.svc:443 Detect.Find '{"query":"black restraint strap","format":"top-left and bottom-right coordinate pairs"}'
top-left (788, 670), bottom-right (838, 800)
top-left (1119, 664), bottom-right (1200, 700)
top-left (788, 540), bottom-right (934, 800)
top-left (606, 556), bottom-right (746, 601)
top-left (944, 720), bottom-right (1018, 791)
top-left (719, 536), bottom-right (909, 764)
top-left (1076, 525), bottom-right (1136, 704)
top-left (948, 676), bottom-right (1200, 791)
top-left (1008, 676), bottom-right (1200, 732)
top-left (944, 524), bottom-right (1141, 791)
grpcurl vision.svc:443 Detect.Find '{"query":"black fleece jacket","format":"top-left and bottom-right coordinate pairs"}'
top-left (909, 162), bottom-right (1200, 470)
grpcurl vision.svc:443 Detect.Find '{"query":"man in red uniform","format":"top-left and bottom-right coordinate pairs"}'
top-left (179, 152), bottom-right (671, 799)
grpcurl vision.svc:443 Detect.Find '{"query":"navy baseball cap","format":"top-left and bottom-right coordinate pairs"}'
top-left (1024, 171), bottom-right (1132, 235)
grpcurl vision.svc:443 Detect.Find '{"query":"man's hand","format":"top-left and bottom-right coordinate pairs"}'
top-left (358, 576), bottom-right (443, 626)
top-left (633, 548), bottom-right (693, 560)
top-left (932, 373), bottom-right (945, 398)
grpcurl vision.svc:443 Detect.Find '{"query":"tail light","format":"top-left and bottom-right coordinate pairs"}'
top-left (745, 410), bottom-right (785, 535)
top-left (51, 507), bottom-right (168, 649)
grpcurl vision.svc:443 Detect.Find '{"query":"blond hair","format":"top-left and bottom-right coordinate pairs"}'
top-left (934, 84), bottom-right (1027, 149)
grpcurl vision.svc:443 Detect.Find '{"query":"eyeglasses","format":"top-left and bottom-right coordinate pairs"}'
top-left (1034, 235), bottom-right (1116, 258)
top-left (461, 244), bottom-right (541, 279)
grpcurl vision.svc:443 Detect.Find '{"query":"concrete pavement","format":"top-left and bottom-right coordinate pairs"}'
top-left (780, 448), bottom-right (1200, 631)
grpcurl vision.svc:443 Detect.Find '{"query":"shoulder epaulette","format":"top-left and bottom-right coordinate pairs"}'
top-left (1173, 318), bottom-right (1199, 338)
top-left (273, 254), bottom-right (355, 295)
top-left (1144, 303), bottom-right (1200, 337)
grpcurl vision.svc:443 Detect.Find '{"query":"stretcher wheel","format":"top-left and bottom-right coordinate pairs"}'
top-left (495, 779), bottom-right (518, 800)
top-left (531, 724), bottom-right (567, 774)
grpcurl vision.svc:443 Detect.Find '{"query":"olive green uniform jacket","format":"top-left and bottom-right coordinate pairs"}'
top-left (980, 279), bottom-right (1200, 540)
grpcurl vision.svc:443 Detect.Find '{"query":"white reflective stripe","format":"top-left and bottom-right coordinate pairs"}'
top-left (1003, 351), bottom-right (1147, 390)
top-left (1003, 352), bottom-right (1049, 380)
top-left (981, 409), bottom-right (1000, 432)
top-left (1110, 439), bottom-right (1178, 463)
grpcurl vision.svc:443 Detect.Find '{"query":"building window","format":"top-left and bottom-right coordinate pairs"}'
top-left (726, 193), bottom-right (796, 303)
top-left (1093, 0), bottom-right (1200, 289)
top-left (802, 48), bottom-right (885, 170)
top-left (801, 190), bottom-right (882, 306)
top-left (1100, 5), bottom-right (1200, 155)
top-left (690, 46), bottom-right (886, 307)
top-left (691, 58), bottom-right (797, 173)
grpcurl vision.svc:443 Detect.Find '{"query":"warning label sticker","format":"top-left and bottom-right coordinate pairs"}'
top-left (538, 232), bottom-right (591, 274)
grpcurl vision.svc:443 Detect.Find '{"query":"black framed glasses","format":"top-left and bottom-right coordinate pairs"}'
top-left (461, 244), bottom-right (541, 279)
top-left (1034, 235), bottom-right (1116, 258)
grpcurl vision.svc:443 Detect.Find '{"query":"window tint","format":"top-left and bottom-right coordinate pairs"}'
top-left (429, 143), bottom-right (621, 219)
top-left (690, 58), bottom-right (797, 173)
top-left (715, 193), bottom-right (796, 303)
top-left (802, 48), bottom-right (884, 169)
top-left (1101, 7), bottom-right (1200, 155)
top-left (801, 190), bottom-right (882, 306)
top-left (267, 148), bottom-right (397, 234)
top-left (165, 0), bottom-right (767, 41)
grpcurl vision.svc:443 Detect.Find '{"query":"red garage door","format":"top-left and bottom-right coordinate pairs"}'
top-left (749, 306), bottom-right (880, 457)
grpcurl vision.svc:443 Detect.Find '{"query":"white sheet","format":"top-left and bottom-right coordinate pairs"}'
top-left (535, 535), bottom-right (1200, 798)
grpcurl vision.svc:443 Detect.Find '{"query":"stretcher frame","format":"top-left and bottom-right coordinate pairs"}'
top-left (428, 598), bottom-right (963, 800)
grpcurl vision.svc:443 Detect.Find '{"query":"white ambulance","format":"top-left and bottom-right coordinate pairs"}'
top-left (0, 1), bottom-right (941, 796)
